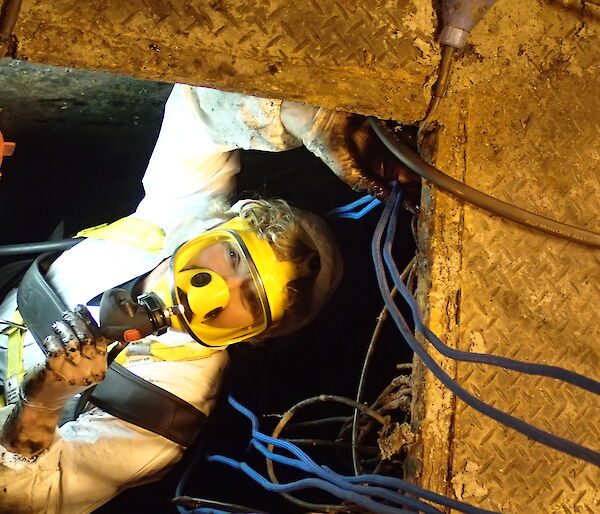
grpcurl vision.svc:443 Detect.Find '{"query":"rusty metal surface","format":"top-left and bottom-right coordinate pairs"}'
top-left (12, 0), bottom-right (437, 122)
top-left (411, 0), bottom-right (600, 511)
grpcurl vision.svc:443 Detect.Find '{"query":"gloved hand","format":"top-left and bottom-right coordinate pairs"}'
top-left (20, 305), bottom-right (111, 410)
top-left (281, 101), bottom-right (420, 200)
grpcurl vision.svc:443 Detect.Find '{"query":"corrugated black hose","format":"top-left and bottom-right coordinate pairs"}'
top-left (369, 118), bottom-right (600, 248)
top-left (0, 238), bottom-right (84, 257)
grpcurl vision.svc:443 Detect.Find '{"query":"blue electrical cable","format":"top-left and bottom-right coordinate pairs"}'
top-left (223, 396), bottom-right (497, 514)
top-left (374, 184), bottom-right (600, 466)
top-left (248, 440), bottom-right (443, 514)
top-left (330, 194), bottom-right (373, 212)
top-left (207, 453), bottom-right (414, 514)
top-left (336, 198), bottom-right (381, 220)
top-left (190, 507), bottom-right (232, 514)
top-left (382, 192), bottom-right (600, 396)
top-left (327, 194), bottom-right (382, 219)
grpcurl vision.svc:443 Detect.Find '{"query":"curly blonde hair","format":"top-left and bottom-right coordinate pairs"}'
top-left (210, 198), bottom-right (312, 255)
top-left (209, 198), bottom-right (322, 339)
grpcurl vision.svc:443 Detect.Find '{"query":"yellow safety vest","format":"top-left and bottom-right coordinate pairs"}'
top-left (2, 216), bottom-right (218, 407)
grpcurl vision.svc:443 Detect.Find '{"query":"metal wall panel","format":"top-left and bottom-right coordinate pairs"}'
top-left (411, 0), bottom-right (600, 511)
top-left (12, 0), bottom-right (437, 122)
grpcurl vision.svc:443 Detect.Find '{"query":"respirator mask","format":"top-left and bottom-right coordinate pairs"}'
top-left (100, 216), bottom-right (299, 348)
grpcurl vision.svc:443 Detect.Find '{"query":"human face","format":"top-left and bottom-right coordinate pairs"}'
top-left (181, 241), bottom-right (263, 329)
top-left (147, 217), bottom-right (296, 347)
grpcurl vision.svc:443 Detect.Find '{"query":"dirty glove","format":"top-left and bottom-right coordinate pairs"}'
top-left (281, 101), bottom-right (419, 200)
top-left (20, 305), bottom-right (111, 410)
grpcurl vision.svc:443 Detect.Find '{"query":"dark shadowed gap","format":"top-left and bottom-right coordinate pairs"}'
top-left (0, 61), bottom-right (416, 514)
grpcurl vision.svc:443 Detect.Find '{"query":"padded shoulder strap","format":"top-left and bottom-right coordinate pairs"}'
top-left (17, 253), bottom-right (204, 447)
top-left (17, 253), bottom-right (66, 349)
top-left (89, 362), bottom-right (206, 447)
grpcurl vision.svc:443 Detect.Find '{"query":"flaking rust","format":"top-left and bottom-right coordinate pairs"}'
top-left (378, 421), bottom-right (417, 460)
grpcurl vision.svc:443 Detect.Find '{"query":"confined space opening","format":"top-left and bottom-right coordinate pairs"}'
top-left (0, 60), bottom-right (418, 513)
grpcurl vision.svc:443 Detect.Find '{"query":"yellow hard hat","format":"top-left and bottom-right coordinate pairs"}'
top-left (151, 216), bottom-right (300, 347)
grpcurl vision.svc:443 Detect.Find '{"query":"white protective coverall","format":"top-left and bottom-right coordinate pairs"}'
top-left (0, 84), bottom-right (304, 514)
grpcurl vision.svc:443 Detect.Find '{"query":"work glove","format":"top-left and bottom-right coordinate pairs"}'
top-left (281, 101), bottom-right (420, 201)
top-left (20, 305), bottom-right (111, 410)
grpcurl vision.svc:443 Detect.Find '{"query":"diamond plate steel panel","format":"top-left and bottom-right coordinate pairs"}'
top-left (411, 0), bottom-right (600, 511)
top-left (12, 0), bottom-right (438, 122)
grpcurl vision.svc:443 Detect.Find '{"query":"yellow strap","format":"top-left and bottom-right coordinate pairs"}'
top-left (149, 342), bottom-right (218, 361)
top-left (2, 311), bottom-right (26, 407)
top-left (75, 216), bottom-right (166, 254)
top-left (114, 340), bottom-right (218, 365)
top-left (7, 311), bottom-right (25, 380)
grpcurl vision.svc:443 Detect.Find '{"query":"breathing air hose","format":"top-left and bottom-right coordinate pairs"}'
top-left (397, 0), bottom-right (600, 247)
top-left (370, 118), bottom-right (600, 248)
top-left (0, 238), bottom-right (84, 256)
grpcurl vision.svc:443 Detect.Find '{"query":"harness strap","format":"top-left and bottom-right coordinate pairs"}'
top-left (115, 340), bottom-right (218, 365)
top-left (17, 253), bottom-right (66, 348)
top-left (14, 250), bottom-right (207, 447)
top-left (4, 255), bottom-right (61, 408)
top-left (7, 311), bottom-right (25, 379)
top-left (89, 362), bottom-right (207, 447)
top-left (2, 311), bottom-right (26, 407)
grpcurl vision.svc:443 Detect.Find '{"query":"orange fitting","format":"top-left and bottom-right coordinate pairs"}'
top-left (0, 129), bottom-right (15, 174)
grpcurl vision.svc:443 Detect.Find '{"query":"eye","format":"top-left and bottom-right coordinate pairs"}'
top-left (223, 242), bottom-right (240, 271)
